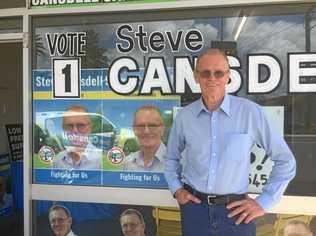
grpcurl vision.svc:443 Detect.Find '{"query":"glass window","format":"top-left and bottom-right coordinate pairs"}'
top-left (32, 3), bottom-right (316, 195)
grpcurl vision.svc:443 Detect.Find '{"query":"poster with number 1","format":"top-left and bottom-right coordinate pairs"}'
top-left (53, 58), bottom-right (80, 98)
top-left (33, 65), bottom-right (179, 187)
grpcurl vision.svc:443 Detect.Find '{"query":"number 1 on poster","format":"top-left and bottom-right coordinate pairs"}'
top-left (62, 64), bottom-right (71, 93)
top-left (53, 58), bottom-right (80, 98)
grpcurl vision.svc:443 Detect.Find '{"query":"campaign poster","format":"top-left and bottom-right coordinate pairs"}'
top-left (33, 68), bottom-right (179, 187)
top-left (32, 12), bottom-right (298, 193)
top-left (33, 17), bottom-right (195, 189)
top-left (34, 199), bottom-right (316, 236)
top-left (35, 200), bottom-right (158, 236)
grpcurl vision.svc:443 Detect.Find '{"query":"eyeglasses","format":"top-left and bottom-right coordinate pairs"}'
top-left (63, 123), bottom-right (90, 132)
top-left (122, 223), bottom-right (139, 230)
top-left (50, 217), bottom-right (69, 224)
top-left (133, 123), bottom-right (162, 132)
top-left (196, 70), bottom-right (228, 79)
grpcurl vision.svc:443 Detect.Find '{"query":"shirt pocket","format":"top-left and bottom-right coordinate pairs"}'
top-left (222, 133), bottom-right (253, 162)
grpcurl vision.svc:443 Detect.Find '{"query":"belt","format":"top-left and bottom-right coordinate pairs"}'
top-left (183, 184), bottom-right (246, 205)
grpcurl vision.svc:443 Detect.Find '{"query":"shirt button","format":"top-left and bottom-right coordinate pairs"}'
top-left (211, 170), bottom-right (215, 174)
top-left (212, 153), bottom-right (216, 156)
top-left (213, 136), bottom-right (216, 139)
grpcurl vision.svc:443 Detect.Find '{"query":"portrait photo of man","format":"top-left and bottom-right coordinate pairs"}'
top-left (123, 105), bottom-right (166, 172)
top-left (53, 105), bottom-right (102, 170)
top-left (49, 205), bottom-right (77, 236)
top-left (120, 208), bottom-right (145, 236)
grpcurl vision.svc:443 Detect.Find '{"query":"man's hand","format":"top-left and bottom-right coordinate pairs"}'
top-left (174, 188), bottom-right (201, 205)
top-left (226, 195), bottom-right (265, 225)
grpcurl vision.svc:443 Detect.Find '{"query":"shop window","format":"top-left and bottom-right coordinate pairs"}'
top-left (32, 3), bottom-right (316, 195)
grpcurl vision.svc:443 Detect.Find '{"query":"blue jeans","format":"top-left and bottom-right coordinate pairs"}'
top-left (180, 202), bottom-right (256, 236)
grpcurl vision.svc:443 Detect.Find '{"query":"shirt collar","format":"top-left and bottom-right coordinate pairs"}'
top-left (63, 151), bottom-right (88, 167)
top-left (220, 94), bottom-right (231, 117)
top-left (66, 231), bottom-right (76, 236)
top-left (81, 143), bottom-right (96, 160)
top-left (196, 94), bottom-right (231, 117)
top-left (135, 142), bottom-right (166, 166)
top-left (195, 97), bottom-right (207, 116)
top-left (155, 142), bottom-right (166, 163)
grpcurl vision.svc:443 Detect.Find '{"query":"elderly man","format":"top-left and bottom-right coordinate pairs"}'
top-left (120, 208), bottom-right (145, 236)
top-left (53, 105), bottom-right (102, 170)
top-left (164, 48), bottom-right (296, 235)
top-left (49, 205), bottom-right (77, 236)
top-left (123, 105), bottom-right (165, 172)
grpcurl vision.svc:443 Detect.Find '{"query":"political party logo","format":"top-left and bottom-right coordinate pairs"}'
top-left (38, 146), bottom-right (56, 163)
top-left (107, 147), bottom-right (125, 165)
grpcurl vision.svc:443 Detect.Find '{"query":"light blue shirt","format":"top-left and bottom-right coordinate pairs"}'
top-left (53, 143), bottom-right (102, 170)
top-left (123, 142), bottom-right (166, 172)
top-left (164, 94), bottom-right (296, 211)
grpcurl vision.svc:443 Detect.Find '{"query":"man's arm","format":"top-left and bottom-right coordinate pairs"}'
top-left (254, 106), bottom-right (296, 210)
top-left (174, 188), bottom-right (201, 205)
top-left (164, 115), bottom-right (201, 205)
top-left (227, 106), bottom-right (296, 224)
top-left (164, 114), bottom-right (185, 195)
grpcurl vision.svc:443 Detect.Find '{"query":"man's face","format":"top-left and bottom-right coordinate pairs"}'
top-left (49, 209), bottom-right (72, 236)
top-left (120, 213), bottom-right (145, 236)
top-left (62, 112), bottom-right (91, 147)
top-left (194, 53), bottom-right (230, 100)
top-left (133, 109), bottom-right (164, 150)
